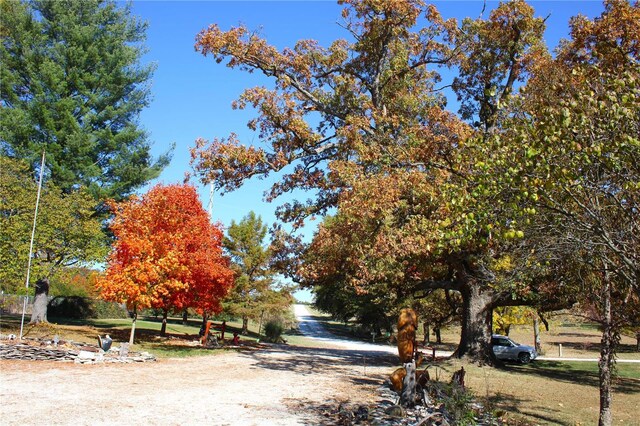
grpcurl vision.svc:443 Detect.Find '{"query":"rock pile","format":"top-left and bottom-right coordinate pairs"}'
top-left (0, 343), bottom-right (77, 361)
top-left (0, 338), bottom-right (156, 364)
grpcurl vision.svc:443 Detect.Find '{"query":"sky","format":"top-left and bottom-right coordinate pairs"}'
top-left (127, 0), bottom-right (606, 302)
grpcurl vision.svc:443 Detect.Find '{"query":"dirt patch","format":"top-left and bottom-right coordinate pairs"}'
top-left (0, 344), bottom-right (396, 425)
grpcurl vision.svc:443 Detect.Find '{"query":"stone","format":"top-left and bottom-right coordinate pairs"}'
top-left (385, 405), bottom-right (406, 418)
top-left (77, 350), bottom-right (96, 359)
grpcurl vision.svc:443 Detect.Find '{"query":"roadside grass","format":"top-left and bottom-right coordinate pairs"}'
top-left (308, 308), bottom-right (640, 424)
top-left (430, 358), bottom-right (640, 425)
top-left (414, 319), bottom-right (639, 360)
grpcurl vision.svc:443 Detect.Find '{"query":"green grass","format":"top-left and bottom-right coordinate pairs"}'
top-left (432, 358), bottom-right (640, 425)
top-left (0, 313), bottom-right (270, 358)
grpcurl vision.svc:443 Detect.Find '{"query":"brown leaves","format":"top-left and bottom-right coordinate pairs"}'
top-left (562, 0), bottom-right (639, 69)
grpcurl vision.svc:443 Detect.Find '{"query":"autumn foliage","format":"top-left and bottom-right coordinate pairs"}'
top-left (97, 184), bottom-right (234, 320)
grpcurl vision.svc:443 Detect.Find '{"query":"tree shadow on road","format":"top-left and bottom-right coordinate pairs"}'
top-left (238, 344), bottom-right (396, 383)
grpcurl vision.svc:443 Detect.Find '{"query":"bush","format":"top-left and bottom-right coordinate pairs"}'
top-left (48, 296), bottom-right (94, 319)
top-left (92, 300), bottom-right (129, 319)
top-left (264, 320), bottom-right (285, 343)
top-left (47, 296), bottom-right (128, 320)
top-left (425, 381), bottom-right (476, 425)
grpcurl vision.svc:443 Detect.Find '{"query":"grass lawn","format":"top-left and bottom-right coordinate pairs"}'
top-left (307, 308), bottom-right (640, 425)
top-left (430, 358), bottom-right (640, 425)
top-left (0, 313), bottom-right (265, 357)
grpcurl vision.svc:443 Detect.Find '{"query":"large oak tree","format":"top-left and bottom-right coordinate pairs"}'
top-left (191, 0), bottom-right (551, 364)
top-left (0, 157), bottom-right (106, 296)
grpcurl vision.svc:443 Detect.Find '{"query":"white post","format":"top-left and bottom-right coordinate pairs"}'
top-left (19, 150), bottom-right (46, 339)
top-left (207, 182), bottom-right (214, 218)
top-left (558, 343), bottom-right (563, 357)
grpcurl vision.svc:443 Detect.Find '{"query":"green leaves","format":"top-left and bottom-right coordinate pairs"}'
top-left (0, 0), bottom-right (170, 201)
top-left (0, 157), bottom-right (107, 293)
top-left (222, 212), bottom-right (291, 322)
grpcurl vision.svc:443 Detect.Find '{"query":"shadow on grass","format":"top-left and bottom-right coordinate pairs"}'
top-left (484, 392), bottom-right (569, 426)
top-left (501, 361), bottom-right (640, 394)
top-left (551, 339), bottom-right (638, 355)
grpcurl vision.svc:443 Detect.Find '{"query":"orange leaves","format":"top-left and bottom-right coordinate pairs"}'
top-left (96, 184), bottom-right (233, 314)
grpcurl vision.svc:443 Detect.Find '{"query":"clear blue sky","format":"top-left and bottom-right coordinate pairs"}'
top-left (129, 0), bottom-right (605, 301)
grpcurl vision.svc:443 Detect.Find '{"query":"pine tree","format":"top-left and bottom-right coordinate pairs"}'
top-left (1, 0), bottom-right (170, 201)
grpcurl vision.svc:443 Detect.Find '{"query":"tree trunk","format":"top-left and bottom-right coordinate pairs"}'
top-left (504, 324), bottom-right (511, 336)
top-left (129, 307), bottom-right (137, 345)
top-left (30, 293), bottom-right (48, 324)
top-left (258, 310), bottom-right (265, 339)
top-left (453, 280), bottom-right (497, 365)
top-left (29, 278), bottom-right (49, 324)
top-left (201, 312), bottom-right (209, 329)
top-left (423, 323), bottom-right (430, 344)
top-left (533, 317), bottom-right (542, 354)
top-left (160, 309), bottom-right (168, 336)
top-left (434, 327), bottom-right (442, 344)
top-left (242, 316), bottom-right (249, 335)
top-left (598, 277), bottom-right (615, 426)
top-left (182, 309), bottom-right (188, 325)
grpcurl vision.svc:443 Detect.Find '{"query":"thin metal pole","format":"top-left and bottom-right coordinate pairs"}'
top-left (19, 150), bottom-right (46, 339)
top-left (207, 182), bottom-right (214, 218)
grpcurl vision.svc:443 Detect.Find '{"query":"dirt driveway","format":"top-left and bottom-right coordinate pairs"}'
top-left (0, 343), bottom-right (397, 425)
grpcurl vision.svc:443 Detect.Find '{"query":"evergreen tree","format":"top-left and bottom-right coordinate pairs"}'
top-left (0, 0), bottom-right (170, 201)
top-left (224, 212), bottom-right (291, 334)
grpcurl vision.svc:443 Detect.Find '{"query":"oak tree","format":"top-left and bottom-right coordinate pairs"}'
top-left (0, 157), bottom-right (106, 301)
top-left (192, 0), bottom-right (550, 364)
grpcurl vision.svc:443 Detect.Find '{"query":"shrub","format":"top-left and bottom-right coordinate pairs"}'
top-left (47, 296), bottom-right (128, 319)
top-left (425, 381), bottom-right (476, 425)
top-left (264, 320), bottom-right (285, 343)
top-left (48, 296), bottom-right (94, 319)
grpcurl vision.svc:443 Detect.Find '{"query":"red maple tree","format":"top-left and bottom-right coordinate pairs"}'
top-left (97, 184), bottom-right (234, 343)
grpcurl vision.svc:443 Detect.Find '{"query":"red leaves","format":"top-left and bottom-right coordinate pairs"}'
top-left (96, 184), bottom-right (234, 314)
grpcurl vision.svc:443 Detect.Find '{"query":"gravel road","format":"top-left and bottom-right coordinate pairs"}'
top-left (0, 306), bottom-right (399, 426)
